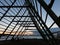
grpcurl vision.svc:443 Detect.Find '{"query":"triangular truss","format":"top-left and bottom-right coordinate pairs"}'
top-left (0, 0), bottom-right (60, 44)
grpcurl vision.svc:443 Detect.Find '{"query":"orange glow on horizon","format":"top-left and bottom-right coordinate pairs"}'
top-left (0, 31), bottom-right (34, 35)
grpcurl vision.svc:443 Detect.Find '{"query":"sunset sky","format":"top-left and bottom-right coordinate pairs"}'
top-left (0, 0), bottom-right (60, 36)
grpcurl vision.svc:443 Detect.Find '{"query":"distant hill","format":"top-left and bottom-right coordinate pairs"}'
top-left (31, 28), bottom-right (60, 36)
top-left (50, 28), bottom-right (60, 33)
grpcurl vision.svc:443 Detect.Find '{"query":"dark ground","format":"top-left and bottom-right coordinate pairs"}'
top-left (0, 39), bottom-right (60, 45)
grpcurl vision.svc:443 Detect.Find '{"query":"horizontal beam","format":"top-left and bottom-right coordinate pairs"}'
top-left (0, 34), bottom-right (40, 36)
top-left (25, 29), bottom-right (37, 30)
top-left (4, 16), bottom-right (37, 17)
top-left (17, 23), bottom-right (34, 25)
top-left (23, 26), bottom-right (36, 27)
top-left (0, 6), bottom-right (30, 8)
top-left (13, 21), bottom-right (33, 22)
